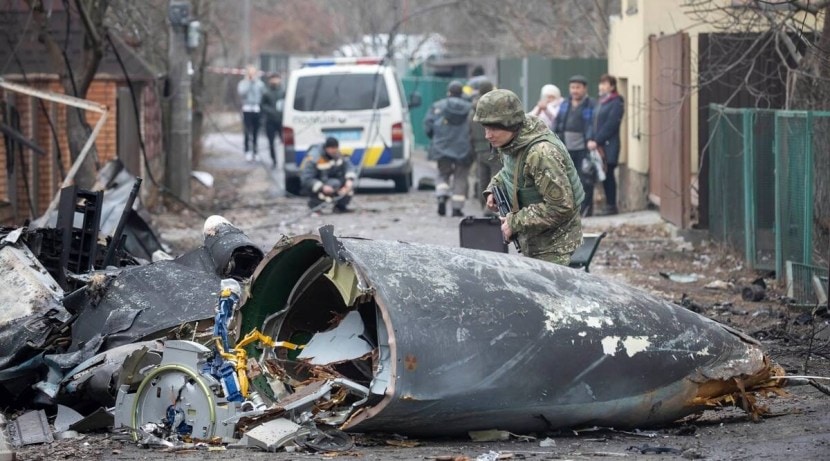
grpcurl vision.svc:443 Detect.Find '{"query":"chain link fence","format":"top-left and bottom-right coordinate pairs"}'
top-left (708, 104), bottom-right (827, 276)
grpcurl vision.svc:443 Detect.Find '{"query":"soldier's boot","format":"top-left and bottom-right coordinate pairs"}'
top-left (437, 197), bottom-right (447, 216)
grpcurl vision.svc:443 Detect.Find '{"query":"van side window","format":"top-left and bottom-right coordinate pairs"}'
top-left (294, 74), bottom-right (390, 111)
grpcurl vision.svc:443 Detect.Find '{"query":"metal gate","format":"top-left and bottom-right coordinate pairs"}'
top-left (648, 33), bottom-right (691, 228)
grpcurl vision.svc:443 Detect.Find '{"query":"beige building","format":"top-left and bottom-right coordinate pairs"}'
top-left (607, 0), bottom-right (816, 227)
top-left (608, 0), bottom-right (719, 226)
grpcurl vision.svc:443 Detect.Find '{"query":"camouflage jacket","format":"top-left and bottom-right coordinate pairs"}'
top-left (486, 115), bottom-right (583, 259)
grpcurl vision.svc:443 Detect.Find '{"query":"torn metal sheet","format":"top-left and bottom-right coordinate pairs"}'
top-left (59, 340), bottom-right (164, 407)
top-left (245, 229), bottom-right (783, 436)
top-left (67, 407), bottom-right (114, 433)
top-left (69, 216), bottom-right (259, 354)
top-left (243, 418), bottom-right (308, 451)
top-left (0, 242), bottom-right (69, 371)
top-left (65, 215), bottom-right (258, 353)
top-left (68, 257), bottom-right (222, 353)
top-left (8, 410), bottom-right (53, 447)
top-left (54, 405), bottom-right (84, 433)
top-left (297, 311), bottom-right (373, 365)
top-left (38, 160), bottom-right (164, 262)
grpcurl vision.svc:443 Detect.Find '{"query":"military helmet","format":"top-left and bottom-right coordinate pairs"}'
top-left (473, 89), bottom-right (525, 128)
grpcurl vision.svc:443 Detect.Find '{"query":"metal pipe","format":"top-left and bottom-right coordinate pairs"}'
top-left (103, 177), bottom-right (142, 267)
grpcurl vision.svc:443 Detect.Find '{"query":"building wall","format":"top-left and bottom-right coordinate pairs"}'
top-left (608, 0), bottom-right (821, 212)
top-left (609, 0), bottom-right (709, 177)
top-left (0, 78), bottom-right (128, 223)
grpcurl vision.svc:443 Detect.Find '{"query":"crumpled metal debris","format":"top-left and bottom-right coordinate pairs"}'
top-left (0, 208), bottom-right (262, 427)
top-left (7, 410), bottom-right (53, 447)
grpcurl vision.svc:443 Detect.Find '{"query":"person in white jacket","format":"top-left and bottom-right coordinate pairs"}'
top-left (528, 84), bottom-right (563, 131)
top-left (237, 65), bottom-right (266, 161)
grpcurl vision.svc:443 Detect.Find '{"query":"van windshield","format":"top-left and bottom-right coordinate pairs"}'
top-left (293, 73), bottom-right (390, 111)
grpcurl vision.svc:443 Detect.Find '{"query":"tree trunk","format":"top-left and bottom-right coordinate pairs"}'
top-left (27, 0), bottom-right (107, 189)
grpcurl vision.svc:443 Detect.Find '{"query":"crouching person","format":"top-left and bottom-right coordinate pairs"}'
top-left (301, 137), bottom-right (356, 213)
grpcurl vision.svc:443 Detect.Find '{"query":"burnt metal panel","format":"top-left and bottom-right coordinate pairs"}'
top-left (249, 234), bottom-right (777, 436)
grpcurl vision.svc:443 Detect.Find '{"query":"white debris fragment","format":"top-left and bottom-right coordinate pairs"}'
top-left (539, 437), bottom-right (557, 447)
top-left (704, 280), bottom-right (731, 290)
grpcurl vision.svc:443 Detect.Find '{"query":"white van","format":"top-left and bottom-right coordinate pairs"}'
top-left (282, 57), bottom-right (419, 194)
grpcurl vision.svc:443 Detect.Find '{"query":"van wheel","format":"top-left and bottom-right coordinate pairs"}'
top-left (285, 177), bottom-right (302, 196)
top-left (394, 172), bottom-right (412, 193)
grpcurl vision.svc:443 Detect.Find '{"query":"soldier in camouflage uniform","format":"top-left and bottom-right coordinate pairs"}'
top-left (474, 89), bottom-right (584, 265)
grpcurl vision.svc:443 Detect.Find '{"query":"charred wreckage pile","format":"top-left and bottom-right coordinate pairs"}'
top-left (0, 169), bottom-right (798, 455)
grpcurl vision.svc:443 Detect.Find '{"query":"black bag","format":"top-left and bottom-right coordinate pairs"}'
top-left (459, 216), bottom-right (508, 253)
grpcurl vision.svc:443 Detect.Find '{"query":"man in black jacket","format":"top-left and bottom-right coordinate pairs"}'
top-left (588, 74), bottom-right (625, 215)
top-left (261, 73), bottom-right (285, 169)
top-left (300, 137), bottom-right (356, 212)
top-left (424, 81), bottom-right (473, 217)
top-left (554, 75), bottom-right (595, 216)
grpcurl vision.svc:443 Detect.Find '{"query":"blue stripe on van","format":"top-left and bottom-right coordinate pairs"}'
top-left (293, 147), bottom-right (394, 167)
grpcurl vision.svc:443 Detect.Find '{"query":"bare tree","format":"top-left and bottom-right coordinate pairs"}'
top-left (24, 0), bottom-right (110, 187)
top-left (684, 0), bottom-right (829, 264)
top-left (443, 0), bottom-right (617, 58)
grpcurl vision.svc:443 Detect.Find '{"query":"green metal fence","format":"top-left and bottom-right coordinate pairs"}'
top-left (708, 104), bottom-right (826, 275)
top-left (401, 76), bottom-right (454, 149)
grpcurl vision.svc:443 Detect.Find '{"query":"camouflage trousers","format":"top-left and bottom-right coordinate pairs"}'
top-left (529, 252), bottom-right (571, 266)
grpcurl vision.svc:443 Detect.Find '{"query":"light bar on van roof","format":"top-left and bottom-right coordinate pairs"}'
top-left (304, 57), bottom-right (384, 67)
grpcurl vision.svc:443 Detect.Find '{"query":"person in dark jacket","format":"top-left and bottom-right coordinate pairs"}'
top-left (554, 75), bottom-right (595, 216)
top-left (424, 80), bottom-right (473, 217)
top-left (300, 137), bottom-right (356, 212)
top-left (260, 73), bottom-right (285, 169)
top-left (588, 74), bottom-right (625, 215)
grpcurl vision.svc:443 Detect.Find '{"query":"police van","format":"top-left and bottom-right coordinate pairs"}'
top-left (282, 57), bottom-right (420, 194)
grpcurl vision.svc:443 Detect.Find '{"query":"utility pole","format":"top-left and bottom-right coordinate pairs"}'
top-left (166, 0), bottom-right (192, 203)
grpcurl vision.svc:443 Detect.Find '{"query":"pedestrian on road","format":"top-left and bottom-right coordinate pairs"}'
top-left (554, 75), bottom-right (596, 216)
top-left (465, 65), bottom-right (489, 99)
top-left (237, 65), bottom-right (266, 162)
top-left (300, 137), bottom-right (356, 213)
top-left (424, 80), bottom-right (474, 217)
top-left (588, 74), bottom-right (625, 216)
top-left (469, 80), bottom-right (499, 211)
top-left (261, 73), bottom-right (285, 169)
top-left (476, 89), bottom-right (584, 265)
top-left (528, 84), bottom-right (563, 130)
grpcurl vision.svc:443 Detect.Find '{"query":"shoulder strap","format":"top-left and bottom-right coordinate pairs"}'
top-left (510, 136), bottom-right (552, 212)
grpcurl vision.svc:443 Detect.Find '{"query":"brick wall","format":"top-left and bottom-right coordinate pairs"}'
top-left (0, 78), bottom-right (138, 224)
